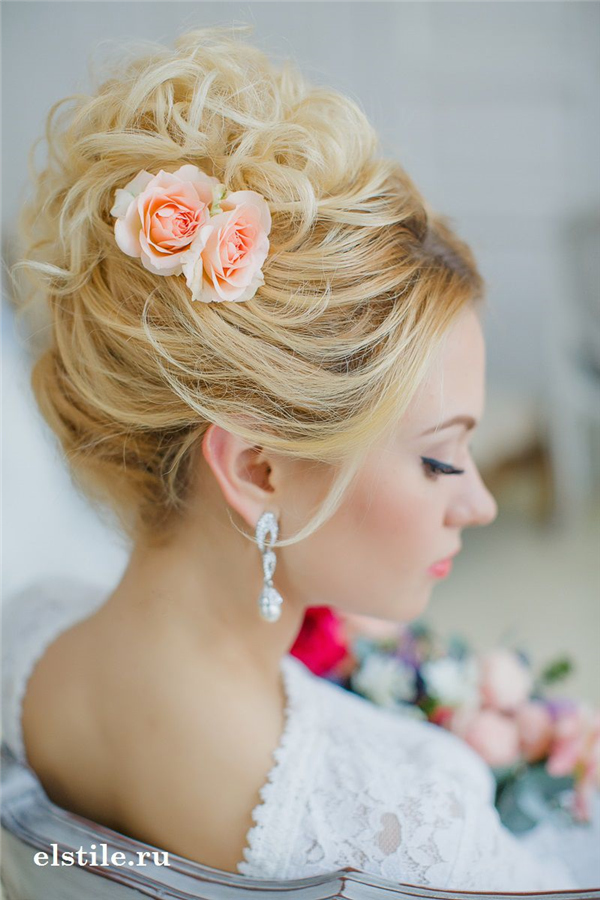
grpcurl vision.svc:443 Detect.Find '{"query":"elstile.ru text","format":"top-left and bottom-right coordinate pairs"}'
top-left (34, 843), bottom-right (170, 867)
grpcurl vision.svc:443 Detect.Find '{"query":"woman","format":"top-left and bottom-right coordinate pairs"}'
top-left (3, 24), bottom-right (579, 889)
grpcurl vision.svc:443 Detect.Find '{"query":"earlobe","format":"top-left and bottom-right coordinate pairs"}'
top-left (201, 424), bottom-right (275, 528)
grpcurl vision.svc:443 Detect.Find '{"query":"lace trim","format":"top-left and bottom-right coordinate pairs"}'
top-left (236, 654), bottom-right (322, 878)
top-left (1, 577), bottom-right (108, 767)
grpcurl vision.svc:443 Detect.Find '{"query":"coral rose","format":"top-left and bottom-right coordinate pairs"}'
top-left (183, 190), bottom-right (271, 303)
top-left (515, 701), bottom-right (554, 763)
top-left (546, 702), bottom-right (600, 822)
top-left (452, 707), bottom-right (521, 768)
top-left (110, 165), bottom-right (219, 276)
top-left (479, 648), bottom-right (532, 712)
top-left (547, 702), bottom-right (600, 778)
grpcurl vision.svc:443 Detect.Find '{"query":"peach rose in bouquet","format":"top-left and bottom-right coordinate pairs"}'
top-left (516, 701), bottom-right (554, 763)
top-left (452, 706), bottom-right (521, 768)
top-left (546, 701), bottom-right (600, 822)
top-left (480, 648), bottom-right (532, 712)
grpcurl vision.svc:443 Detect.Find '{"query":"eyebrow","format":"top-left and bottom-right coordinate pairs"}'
top-left (420, 415), bottom-right (478, 436)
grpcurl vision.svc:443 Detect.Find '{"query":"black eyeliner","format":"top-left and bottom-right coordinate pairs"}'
top-left (421, 456), bottom-right (465, 475)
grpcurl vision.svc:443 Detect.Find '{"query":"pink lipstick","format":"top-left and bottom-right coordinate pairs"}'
top-left (427, 557), bottom-right (454, 578)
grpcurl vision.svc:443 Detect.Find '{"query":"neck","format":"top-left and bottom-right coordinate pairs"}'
top-left (96, 508), bottom-right (305, 688)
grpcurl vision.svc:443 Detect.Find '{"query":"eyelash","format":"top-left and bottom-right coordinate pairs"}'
top-left (421, 456), bottom-right (465, 478)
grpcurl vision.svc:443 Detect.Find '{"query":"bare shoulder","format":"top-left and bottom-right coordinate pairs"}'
top-left (110, 657), bottom-right (286, 871)
top-left (21, 611), bottom-right (286, 873)
top-left (21, 612), bottom-right (122, 827)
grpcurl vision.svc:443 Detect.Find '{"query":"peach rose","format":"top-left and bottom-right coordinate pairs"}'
top-left (575, 729), bottom-right (600, 821)
top-left (546, 703), bottom-right (600, 822)
top-left (547, 703), bottom-right (600, 778)
top-left (183, 190), bottom-right (271, 303)
top-left (515, 701), bottom-right (554, 763)
top-left (110, 165), bottom-right (220, 276)
top-left (452, 707), bottom-right (521, 768)
top-left (479, 648), bottom-right (532, 712)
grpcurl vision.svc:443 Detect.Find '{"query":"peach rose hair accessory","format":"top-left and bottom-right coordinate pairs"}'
top-left (109, 164), bottom-right (272, 303)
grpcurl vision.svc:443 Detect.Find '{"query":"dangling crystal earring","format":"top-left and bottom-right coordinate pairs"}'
top-left (255, 511), bottom-right (283, 623)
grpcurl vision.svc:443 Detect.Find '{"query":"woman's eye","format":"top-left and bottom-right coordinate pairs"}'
top-left (421, 456), bottom-right (465, 478)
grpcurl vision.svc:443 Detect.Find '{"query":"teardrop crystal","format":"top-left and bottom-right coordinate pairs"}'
top-left (258, 584), bottom-right (283, 623)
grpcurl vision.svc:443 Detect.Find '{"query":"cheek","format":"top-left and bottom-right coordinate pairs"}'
top-left (280, 457), bottom-right (440, 617)
top-left (348, 463), bottom-right (434, 570)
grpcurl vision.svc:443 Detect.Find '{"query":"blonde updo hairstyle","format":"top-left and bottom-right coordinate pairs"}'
top-left (11, 24), bottom-right (484, 550)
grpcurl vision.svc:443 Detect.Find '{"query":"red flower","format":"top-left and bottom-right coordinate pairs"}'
top-left (429, 705), bottom-right (455, 728)
top-left (290, 606), bottom-right (350, 676)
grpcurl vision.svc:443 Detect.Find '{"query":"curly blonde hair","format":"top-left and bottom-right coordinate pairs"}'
top-left (10, 24), bottom-right (484, 549)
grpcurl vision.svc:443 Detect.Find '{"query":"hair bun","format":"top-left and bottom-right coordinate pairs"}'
top-left (10, 24), bottom-right (483, 548)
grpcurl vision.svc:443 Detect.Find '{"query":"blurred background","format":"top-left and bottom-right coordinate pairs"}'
top-left (2, 2), bottom-right (599, 702)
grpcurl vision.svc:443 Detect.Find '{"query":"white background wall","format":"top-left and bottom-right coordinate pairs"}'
top-left (2, 2), bottom-right (599, 695)
top-left (4, 2), bottom-right (599, 392)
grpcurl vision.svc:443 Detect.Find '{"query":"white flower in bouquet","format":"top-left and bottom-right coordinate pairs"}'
top-left (421, 656), bottom-right (480, 708)
top-left (351, 654), bottom-right (416, 709)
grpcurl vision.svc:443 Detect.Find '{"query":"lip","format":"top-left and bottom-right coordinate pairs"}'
top-left (427, 548), bottom-right (461, 579)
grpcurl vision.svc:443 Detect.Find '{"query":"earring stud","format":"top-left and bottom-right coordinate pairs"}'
top-left (255, 511), bottom-right (283, 623)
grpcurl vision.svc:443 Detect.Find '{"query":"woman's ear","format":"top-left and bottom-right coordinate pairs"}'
top-left (201, 423), bottom-right (277, 529)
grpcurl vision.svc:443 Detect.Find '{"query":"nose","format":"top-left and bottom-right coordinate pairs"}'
top-left (445, 464), bottom-right (498, 530)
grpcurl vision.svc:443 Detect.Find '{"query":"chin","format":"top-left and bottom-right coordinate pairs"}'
top-left (396, 586), bottom-right (433, 622)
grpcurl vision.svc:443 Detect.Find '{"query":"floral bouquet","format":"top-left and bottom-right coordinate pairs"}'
top-left (290, 607), bottom-right (600, 834)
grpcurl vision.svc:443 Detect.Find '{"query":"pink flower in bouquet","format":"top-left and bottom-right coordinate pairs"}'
top-left (516, 701), bottom-right (554, 763)
top-left (546, 703), bottom-right (595, 776)
top-left (479, 648), bottom-right (532, 712)
top-left (546, 702), bottom-right (600, 820)
top-left (452, 707), bottom-right (521, 768)
top-left (572, 746), bottom-right (600, 822)
top-left (290, 606), bottom-right (350, 677)
top-left (545, 701), bottom-right (600, 822)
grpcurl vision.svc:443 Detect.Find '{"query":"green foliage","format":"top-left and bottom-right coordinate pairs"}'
top-left (539, 656), bottom-right (574, 687)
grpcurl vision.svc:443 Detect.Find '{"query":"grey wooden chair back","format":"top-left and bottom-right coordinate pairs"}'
top-left (1, 744), bottom-right (597, 900)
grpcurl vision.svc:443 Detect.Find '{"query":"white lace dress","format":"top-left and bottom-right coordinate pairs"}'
top-left (1, 577), bottom-right (581, 891)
